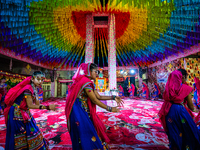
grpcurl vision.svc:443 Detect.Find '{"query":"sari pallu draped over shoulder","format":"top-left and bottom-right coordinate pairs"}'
top-left (194, 77), bottom-right (200, 125)
top-left (4, 76), bottom-right (33, 125)
top-left (158, 70), bottom-right (193, 132)
top-left (194, 77), bottom-right (200, 97)
top-left (65, 63), bottom-right (110, 143)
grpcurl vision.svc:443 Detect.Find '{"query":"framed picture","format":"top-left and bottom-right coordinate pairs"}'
top-left (95, 78), bottom-right (107, 92)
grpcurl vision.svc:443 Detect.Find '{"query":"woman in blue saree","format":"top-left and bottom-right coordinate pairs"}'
top-left (65, 63), bottom-right (123, 150)
top-left (119, 85), bottom-right (124, 98)
top-left (151, 83), bottom-right (160, 100)
top-left (128, 84), bottom-right (135, 98)
top-left (140, 82), bottom-right (149, 99)
top-left (159, 69), bottom-right (200, 150)
top-left (4, 71), bottom-right (57, 150)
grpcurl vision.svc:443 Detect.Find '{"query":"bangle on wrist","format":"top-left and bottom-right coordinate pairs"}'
top-left (39, 105), bottom-right (50, 110)
top-left (112, 95), bottom-right (116, 100)
top-left (39, 105), bottom-right (46, 109)
top-left (106, 106), bottom-right (112, 112)
top-left (46, 105), bottom-right (50, 110)
top-left (39, 105), bottom-right (43, 109)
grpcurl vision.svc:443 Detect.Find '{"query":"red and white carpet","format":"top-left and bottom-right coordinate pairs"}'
top-left (0, 97), bottom-right (170, 150)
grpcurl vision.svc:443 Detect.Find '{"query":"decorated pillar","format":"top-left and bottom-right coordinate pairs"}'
top-left (85, 14), bottom-right (94, 63)
top-left (138, 70), bottom-right (143, 88)
top-left (51, 82), bottom-right (55, 97)
top-left (108, 14), bottom-right (117, 90)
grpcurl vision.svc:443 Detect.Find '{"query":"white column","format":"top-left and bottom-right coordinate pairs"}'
top-left (85, 14), bottom-right (94, 63)
top-left (108, 14), bottom-right (117, 90)
top-left (51, 82), bottom-right (55, 97)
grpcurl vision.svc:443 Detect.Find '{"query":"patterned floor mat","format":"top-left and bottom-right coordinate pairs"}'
top-left (0, 98), bottom-right (170, 150)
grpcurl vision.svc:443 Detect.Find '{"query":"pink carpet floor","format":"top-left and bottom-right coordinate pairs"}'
top-left (0, 98), bottom-right (170, 150)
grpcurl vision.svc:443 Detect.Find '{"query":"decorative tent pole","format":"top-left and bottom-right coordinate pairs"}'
top-left (108, 14), bottom-right (117, 90)
top-left (85, 14), bottom-right (94, 63)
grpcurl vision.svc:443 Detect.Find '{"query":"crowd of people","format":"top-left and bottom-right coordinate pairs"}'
top-left (0, 63), bottom-right (200, 150)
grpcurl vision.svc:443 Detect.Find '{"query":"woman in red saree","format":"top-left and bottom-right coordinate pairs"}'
top-left (4, 71), bottom-right (57, 150)
top-left (65, 63), bottom-right (123, 150)
top-left (128, 84), bottom-right (135, 98)
top-left (118, 85), bottom-right (124, 98)
top-left (140, 82), bottom-right (149, 99)
top-left (158, 69), bottom-right (200, 150)
top-left (151, 83), bottom-right (161, 100)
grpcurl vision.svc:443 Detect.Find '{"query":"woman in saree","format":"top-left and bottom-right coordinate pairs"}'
top-left (158, 69), bottom-right (200, 150)
top-left (151, 83), bottom-right (160, 100)
top-left (118, 85), bottom-right (124, 98)
top-left (140, 82), bottom-right (149, 99)
top-left (66, 83), bottom-right (72, 98)
top-left (4, 71), bottom-right (57, 150)
top-left (128, 84), bottom-right (135, 98)
top-left (65, 63), bottom-right (123, 150)
top-left (193, 77), bottom-right (200, 109)
top-left (0, 76), bottom-right (7, 114)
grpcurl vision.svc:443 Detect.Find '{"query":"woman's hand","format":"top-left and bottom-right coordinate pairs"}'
top-left (194, 108), bottom-right (200, 113)
top-left (112, 107), bottom-right (120, 112)
top-left (49, 104), bottom-right (58, 111)
top-left (115, 96), bottom-right (124, 107)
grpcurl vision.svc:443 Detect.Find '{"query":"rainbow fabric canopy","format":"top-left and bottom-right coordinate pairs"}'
top-left (0, 0), bottom-right (200, 68)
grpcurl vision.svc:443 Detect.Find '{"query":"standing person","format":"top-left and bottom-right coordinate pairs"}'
top-left (151, 83), bottom-right (161, 100)
top-left (65, 63), bottom-right (123, 150)
top-left (140, 82), bottom-right (149, 99)
top-left (193, 77), bottom-right (200, 109)
top-left (118, 85), bottom-right (124, 98)
top-left (128, 84), bottom-right (135, 99)
top-left (66, 83), bottom-right (72, 98)
top-left (4, 71), bottom-right (57, 150)
top-left (0, 76), bottom-right (7, 114)
top-left (158, 69), bottom-right (200, 150)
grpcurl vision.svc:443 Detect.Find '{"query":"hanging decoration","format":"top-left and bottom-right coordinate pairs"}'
top-left (0, 0), bottom-right (200, 68)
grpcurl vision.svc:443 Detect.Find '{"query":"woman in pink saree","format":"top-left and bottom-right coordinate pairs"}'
top-left (140, 82), bottom-right (149, 99)
top-left (65, 63), bottom-right (123, 150)
top-left (158, 69), bottom-right (200, 149)
top-left (128, 84), bottom-right (135, 98)
top-left (4, 71), bottom-right (57, 150)
top-left (118, 85), bottom-right (124, 98)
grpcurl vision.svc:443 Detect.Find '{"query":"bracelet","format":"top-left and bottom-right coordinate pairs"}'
top-left (107, 106), bottom-right (112, 112)
top-left (112, 95), bottom-right (116, 100)
top-left (46, 105), bottom-right (50, 110)
top-left (39, 105), bottom-right (46, 109)
top-left (39, 105), bottom-right (50, 110)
